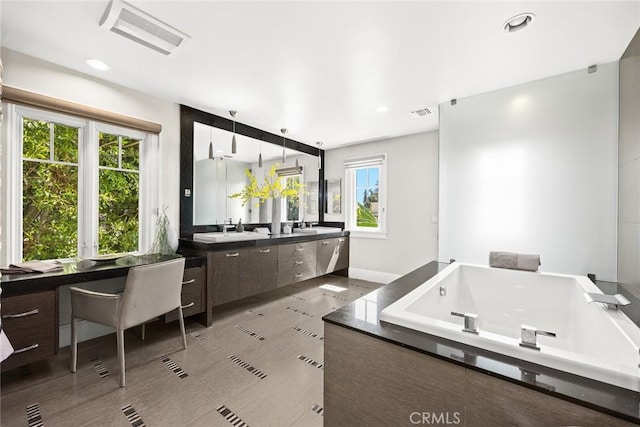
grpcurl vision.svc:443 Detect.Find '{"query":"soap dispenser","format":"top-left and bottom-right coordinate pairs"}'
top-left (236, 219), bottom-right (244, 233)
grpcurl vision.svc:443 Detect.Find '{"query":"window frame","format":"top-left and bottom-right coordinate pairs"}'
top-left (1, 103), bottom-right (159, 264)
top-left (344, 154), bottom-right (387, 239)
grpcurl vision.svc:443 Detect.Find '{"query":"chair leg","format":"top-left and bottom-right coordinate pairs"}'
top-left (177, 306), bottom-right (187, 350)
top-left (141, 323), bottom-right (146, 341)
top-left (70, 316), bottom-right (77, 373)
top-left (117, 329), bottom-right (126, 387)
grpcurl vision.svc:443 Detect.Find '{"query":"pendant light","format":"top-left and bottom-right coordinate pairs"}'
top-left (281, 128), bottom-right (288, 164)
top-left (208, 128), bottom-right (214, 160)
top-left (229, 110), bottom-right (237, 154)
top-left (258, 141), bottom-right (263, 168)
top-left (317, 142), bottom-right (323, 169)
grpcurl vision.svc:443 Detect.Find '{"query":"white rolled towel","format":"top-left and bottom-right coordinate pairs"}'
top-left (489, 251), bottom-right (540, 272)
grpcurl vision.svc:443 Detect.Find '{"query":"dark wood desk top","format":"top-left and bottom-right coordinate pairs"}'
top-left (0, 254), bottom-right (205, 297)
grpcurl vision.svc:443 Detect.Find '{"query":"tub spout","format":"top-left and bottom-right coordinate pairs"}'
top-left (451, 311), bottom-right (478, 334)
top-left (584, 292), bottom-right (630, 310)
top-left (519, 324), bottom-right (556, 351)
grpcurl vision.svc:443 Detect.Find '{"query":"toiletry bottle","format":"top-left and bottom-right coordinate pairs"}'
top-left (236, 219), bottom-right (244, 233)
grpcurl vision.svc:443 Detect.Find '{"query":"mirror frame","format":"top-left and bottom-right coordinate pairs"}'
top-left (180, 104), bottom-right (325, 237)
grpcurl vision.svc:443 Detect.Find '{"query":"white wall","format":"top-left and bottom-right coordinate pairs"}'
top-left (324, 131), bottom-right (439, 282)
top-left (1, 48), bottom-right (181, 345)
top-left (439, 63), bottom-right (619, 280)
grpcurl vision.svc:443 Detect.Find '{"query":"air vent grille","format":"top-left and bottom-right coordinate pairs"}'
top-left (410, 108), bottom-right (432, 117)
top-left (100, 0), bottom-right (190, 56)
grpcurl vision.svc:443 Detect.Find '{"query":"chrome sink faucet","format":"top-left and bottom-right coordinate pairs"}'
top-left (519, 324), bottom-right (556, 350)
top-left (222, 218), bottom-right (234, 233)
top-left (584, 292), bottom-right (631, 310)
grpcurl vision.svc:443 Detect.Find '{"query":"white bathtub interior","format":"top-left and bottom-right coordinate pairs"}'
top-left (379, 263), bottom-right (640, 391)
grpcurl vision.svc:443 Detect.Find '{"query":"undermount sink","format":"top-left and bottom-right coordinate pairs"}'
top-left (293, 226), bottom-right (343, 235)
top-left (192, 231), bottom-right (270, 243)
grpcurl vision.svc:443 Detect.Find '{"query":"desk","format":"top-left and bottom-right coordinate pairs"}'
top-left (1, 254), bottom-right (207, 371)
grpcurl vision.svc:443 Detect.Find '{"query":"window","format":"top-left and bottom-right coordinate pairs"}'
top-left (345, 154), bottom-right (387, 238)
top-left (282, 174), bottom-right (303, 222)
top-left (1, 105), bottom-right (159, 264)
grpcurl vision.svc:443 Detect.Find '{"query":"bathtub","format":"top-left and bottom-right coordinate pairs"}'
top-left (379, 262), bottom-right (640, 391)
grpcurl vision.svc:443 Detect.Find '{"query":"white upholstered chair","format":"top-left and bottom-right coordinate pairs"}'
top-left (69, 257), bottom-right (187, 387)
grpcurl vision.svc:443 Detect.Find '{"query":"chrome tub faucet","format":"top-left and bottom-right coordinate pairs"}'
top-left (584, 292), bottom-right (631, 310)
top-left (519, 324), bottom-right (556, 351)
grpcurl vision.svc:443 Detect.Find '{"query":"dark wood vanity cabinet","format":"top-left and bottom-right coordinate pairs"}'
top-left (1, 290), bottom-right (57, 371)
top-left (245, 246), bottom-right (278, 295)
top-left (212, 249), bottom-right (247, 305)
top-left (278, 241), bottom-right (317, 286)
top-left (317, 237), bottom-right (349, 275)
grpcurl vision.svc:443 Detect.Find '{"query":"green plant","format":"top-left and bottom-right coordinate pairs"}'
top-left (356, 202), bottom-right (378, 227)
top-left (229, 164), bottom-right (305, 206)
top-left (149, 205), bottom-right (174, 255)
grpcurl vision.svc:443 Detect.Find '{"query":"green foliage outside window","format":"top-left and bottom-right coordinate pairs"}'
top-left (21, 119), bottom-right (141, 261)
top-left (23, 119), bottom-right (79, 261)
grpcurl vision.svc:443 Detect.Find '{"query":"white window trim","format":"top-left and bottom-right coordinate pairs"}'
top-left (344, 153), bottom-right (387, 239)
top-left (0, 103), bottom-right (159, 265)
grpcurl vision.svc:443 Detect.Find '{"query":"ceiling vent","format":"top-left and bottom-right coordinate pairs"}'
top-left (100, 0), bottom-right (190, 56)
top-left (410, 108), bottom-right (432, 117)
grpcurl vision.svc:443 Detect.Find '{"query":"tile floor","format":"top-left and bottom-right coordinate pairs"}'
top-left (1, 275), bottom-right (381, 426)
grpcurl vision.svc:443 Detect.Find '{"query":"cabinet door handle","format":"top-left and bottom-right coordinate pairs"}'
top-left (12, 343), bottom-right (39, 354)
top-left (295, 260), bottom-right (304, 265)
top-left (294, 273), bottom-right (304, 278)
top-left (181, 302), bottom-right (195, 309)
top-left (295, 248), bottom-right (304, 252)
top-left (226, 253), bottom-right (240, 257)
top-left (259, 249), bottom-right (271, 253)
top-left (322, 241), bottom-right (330, 245)
top-left (338, 238), bottom-right (345, 242)
top-left (182, 279), bottom-right (196, 285)
top-left (2, 308), bottom-right (39, 319)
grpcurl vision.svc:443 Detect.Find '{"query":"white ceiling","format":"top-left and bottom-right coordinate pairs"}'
top-left (2, 1), bottom-right (639, 149)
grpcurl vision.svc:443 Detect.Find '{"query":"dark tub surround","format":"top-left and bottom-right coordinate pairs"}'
top-left (179, 231), bottom-right (349, 308)
top-left (0, 254), bottom-right (207, 372)
top-left (322, 261), bottom-right (640, 425)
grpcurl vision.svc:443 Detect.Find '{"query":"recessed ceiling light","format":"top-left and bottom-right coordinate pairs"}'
top-left (316, 141), bottom-right (324, 147)
top-left (376, 105), bottom-right (389, 113)
top-left (85, 58), bottom-right (110, 71)
top-left (503, 13), bottom-right (535, 33)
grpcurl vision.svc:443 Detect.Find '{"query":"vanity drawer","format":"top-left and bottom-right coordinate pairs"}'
top-left (278, 241), bottom-right (317, 260)
top-left (277, 250), bottom-right (316, 270)
top-left (277, 264), bottom-right (316, 287)
top-left (1, 290), bottom-right (57, 371)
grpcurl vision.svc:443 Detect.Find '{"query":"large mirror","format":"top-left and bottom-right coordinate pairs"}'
top-left (192, 122), bottom-right (320, 226)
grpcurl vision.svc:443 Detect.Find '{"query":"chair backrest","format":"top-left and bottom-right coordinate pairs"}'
top-left (118, 257), bottom-right (185, 330)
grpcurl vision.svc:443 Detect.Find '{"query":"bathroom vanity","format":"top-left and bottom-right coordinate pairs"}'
top-left (323, 261), bottom-right (640, 426)
top-left (179, 230), bottom-right (349, 308)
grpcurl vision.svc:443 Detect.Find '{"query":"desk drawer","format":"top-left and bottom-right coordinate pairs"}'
top-left (1, 290), bottom-right (57, 371)
top-left (165, 266), bottom-right (205, 322)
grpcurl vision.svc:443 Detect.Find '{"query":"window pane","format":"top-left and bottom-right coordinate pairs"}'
top-left (23, 118), bottom-right (50, 160)
top-left (99, 169), bottom-right (139, 254)
top-left (99, 132), bottom-right (119, 167)
top-left (355, 166), bottom-right (379, 228)
top-left (54, 123), bottom-right (79, 163)
top-left (121, 137), bottom-right (140, 170)
top-left (23, 161), bottom-right (78, 260)
top-left (356, 168), bottom-right (368, 187)
top-left (284, 175), bottom-right (301, 221)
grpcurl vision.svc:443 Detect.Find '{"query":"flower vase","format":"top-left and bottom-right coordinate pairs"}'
top-left (271, 197), bottom-right (282, 235)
